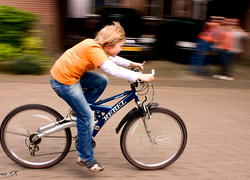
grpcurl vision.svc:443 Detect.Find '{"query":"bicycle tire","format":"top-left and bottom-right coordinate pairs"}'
top-left (0, 104), bottom-right (72, 169)
top-left (120, 107), bottom-right (187, 170)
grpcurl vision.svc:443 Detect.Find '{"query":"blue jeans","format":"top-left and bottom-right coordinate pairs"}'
top-left (218, 49), bottom-right (234, 76)
top-left (50, 72), bottom-right (108, 162)
top-left (189, 38), bottom-right (212, 75)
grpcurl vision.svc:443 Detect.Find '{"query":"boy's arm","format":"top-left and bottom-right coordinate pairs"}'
top-left (100, 60), bottom-right (140, 82)
top-left (100, 60), bottom-right (154, 82)
top-left (109, 56), bottom-right (144, 69)
top-left (108, 56), bottom-right (131, 67)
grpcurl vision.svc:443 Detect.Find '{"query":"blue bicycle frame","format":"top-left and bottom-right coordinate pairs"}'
top-left (90, 84), bottom-right (139, 137)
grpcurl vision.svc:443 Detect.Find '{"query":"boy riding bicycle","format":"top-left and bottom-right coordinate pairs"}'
top-left (50, 22), bottom-right (154, 172)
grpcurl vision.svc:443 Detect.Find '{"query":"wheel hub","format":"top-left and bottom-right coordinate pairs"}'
top-left (25, 133), bottom-right (41, 156)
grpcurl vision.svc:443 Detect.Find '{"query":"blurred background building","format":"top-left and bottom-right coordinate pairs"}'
top-left (0, 0), bottom-right (249, 61)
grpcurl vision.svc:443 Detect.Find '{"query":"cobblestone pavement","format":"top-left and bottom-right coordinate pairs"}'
top-left (0, 61), bottom-right (250, 179)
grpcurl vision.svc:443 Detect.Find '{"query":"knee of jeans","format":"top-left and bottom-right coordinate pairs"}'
top-left (100, 74), bottom-right (109, 87)
top-left (77, 112), bottom-right (94, 129)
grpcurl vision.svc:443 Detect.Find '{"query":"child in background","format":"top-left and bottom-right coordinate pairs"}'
top-left (212, 18), bottom-right (250, 80)
top-left (188, 20), bottom-right (220, 76)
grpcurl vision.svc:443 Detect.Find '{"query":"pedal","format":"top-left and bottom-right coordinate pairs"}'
top-left (70, 110), bottom-right (76, 117)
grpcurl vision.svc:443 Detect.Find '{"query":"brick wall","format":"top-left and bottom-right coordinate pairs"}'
top-left (0, 0), bottom-right (62, 55)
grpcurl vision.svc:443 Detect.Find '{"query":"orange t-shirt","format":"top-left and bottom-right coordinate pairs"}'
top-left (50, 39), bottom-right (108, 85)
top-left (216, 30), bottom-right (234, 50)
top-left (198, 27), bottom-right (217, 43)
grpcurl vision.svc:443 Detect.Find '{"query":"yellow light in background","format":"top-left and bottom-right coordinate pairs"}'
top-left (122, 46), bottom-right (142, 51)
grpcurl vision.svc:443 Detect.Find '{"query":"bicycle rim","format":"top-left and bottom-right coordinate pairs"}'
top-left (0, 104), bottom-right (72, 168)
top-left (121, 107), bottom-right (187, 170)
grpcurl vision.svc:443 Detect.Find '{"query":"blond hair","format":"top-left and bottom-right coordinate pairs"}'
top-left (95, 21), bottom-right (125, 47)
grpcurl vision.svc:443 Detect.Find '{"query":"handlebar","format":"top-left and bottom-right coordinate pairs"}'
top-left (131, 68), bottom-right (155, 75)
top-left (130, 68), bottom-right (155, 88)
top-left (151, 69), bottom-right (155, 75)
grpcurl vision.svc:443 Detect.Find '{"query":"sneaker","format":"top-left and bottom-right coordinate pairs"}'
top-left (212, 75), bottom-right (234, 81)
top-left (76, 156), bottom-right (87, 166)
top-left (86, 160), bottom-right (104, 172)
top-left (224, 76), bottom-right (234, 81)
top-left (76, 156), bottom-right (104, 172)
top-left (212, 74), bottom-right (221, 79)
top-left (218, 75), bottom-right (234, 81)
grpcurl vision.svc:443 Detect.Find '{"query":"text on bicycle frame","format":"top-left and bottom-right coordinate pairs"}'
top-left (103, 100), bottom-right (126, 122)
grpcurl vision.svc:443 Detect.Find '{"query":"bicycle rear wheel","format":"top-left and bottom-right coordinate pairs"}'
top-left (0, 104), bottom-right (72, 168)
top-left (120, 107), bottom-right (187, 170)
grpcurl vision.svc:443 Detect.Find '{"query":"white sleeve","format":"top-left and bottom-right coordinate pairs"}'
top-left (100, 60), bottom-right (140, 82)
top-left (108, 56), bottom-right (131, 67)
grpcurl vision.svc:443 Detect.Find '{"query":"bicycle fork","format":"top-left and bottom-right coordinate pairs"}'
top-left (142, 116), bottom-right (157, 144)
top-left (138, 100), bottom-right (157, 144)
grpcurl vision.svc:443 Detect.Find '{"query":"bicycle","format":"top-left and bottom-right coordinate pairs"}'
top-left (0, 69), bottom-right (187, 170)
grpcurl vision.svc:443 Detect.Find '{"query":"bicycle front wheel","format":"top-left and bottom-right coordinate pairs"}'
top-left (0, 104), bottom-right (72, 168)
top-left (120, 107), bottom-right (187, 170)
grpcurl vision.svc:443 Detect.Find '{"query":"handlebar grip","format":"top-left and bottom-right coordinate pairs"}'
top-left (151, 69), bottom-right (155, 75)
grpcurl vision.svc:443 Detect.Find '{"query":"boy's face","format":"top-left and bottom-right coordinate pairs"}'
top-left (103, 40), bottom-right (125, 57)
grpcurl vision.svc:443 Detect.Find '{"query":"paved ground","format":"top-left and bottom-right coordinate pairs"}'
top-left (0, 60), bottom-right (250, 179)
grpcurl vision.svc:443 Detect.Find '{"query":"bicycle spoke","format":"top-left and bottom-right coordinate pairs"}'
top-left (6, 130), bottom-right (28, 137)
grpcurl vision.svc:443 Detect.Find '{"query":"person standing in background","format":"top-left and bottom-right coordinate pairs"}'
top-left (229, 18), bottom-right (250, 61)
top-left (213, 18), bottom-right (249, 81)
top-left (188, 20), bottom-right (220, 76)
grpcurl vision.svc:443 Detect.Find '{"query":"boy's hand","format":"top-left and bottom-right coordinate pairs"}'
top-left (130, 62), bottom-right (144, 70)
top-left (138, 74), bottom-right (154, 82)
